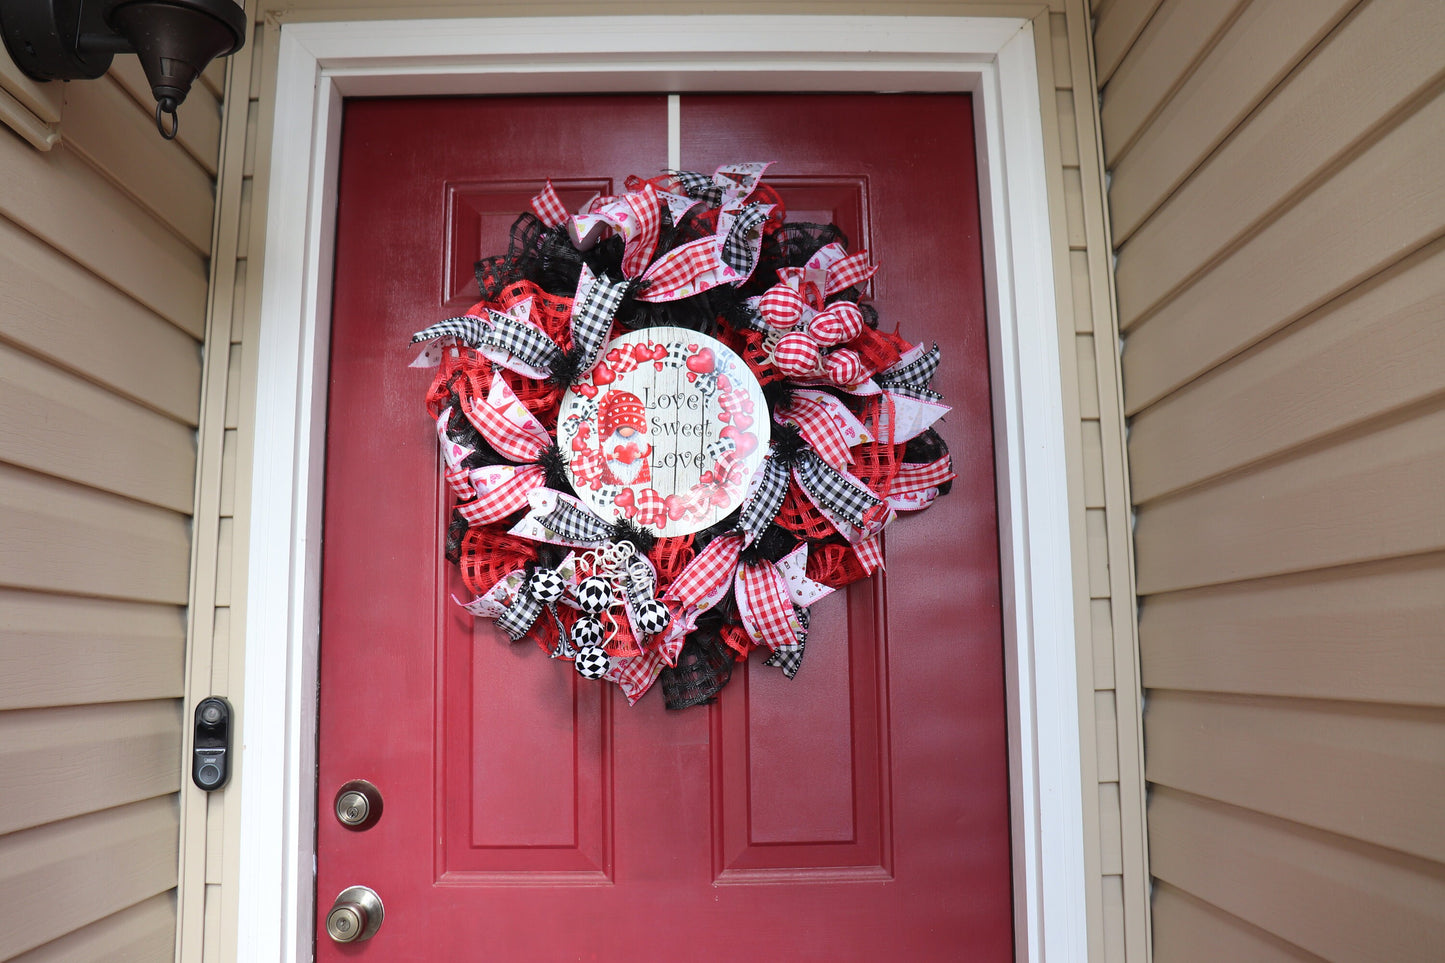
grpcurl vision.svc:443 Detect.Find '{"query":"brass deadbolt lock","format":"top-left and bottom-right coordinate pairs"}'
top-left (334, 779), bottom-right (383, 831)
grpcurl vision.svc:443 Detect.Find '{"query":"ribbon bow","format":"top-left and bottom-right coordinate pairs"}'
top-left (736, 444), bottom-right (892, 546)
top-left (660, 536), bottom-right (832, 661)
top-left (753, 242), bottom-right (880, 387)
top-left (432, 370), bottom-right (558, 526)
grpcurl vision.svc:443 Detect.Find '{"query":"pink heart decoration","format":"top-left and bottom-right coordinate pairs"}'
top-left (686, 348), bottom-right (716, 374)
top-left (721, 426), bottom-right (758, 457)
top-left (664, 494), bottom-right (688, 521)
top-left (614, 488), bottom-right (636, 511)
top-left (732, 412), bottom-right (754, 431)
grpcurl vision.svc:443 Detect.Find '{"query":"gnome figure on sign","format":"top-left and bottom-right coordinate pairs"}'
top-left (597, 390), bottom-right (653, 486)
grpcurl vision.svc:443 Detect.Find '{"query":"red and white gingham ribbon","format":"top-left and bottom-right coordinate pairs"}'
top-left (890, 456), bottom-right (955, 497)
top-left (461, 371), bottom-right (551, 462)
top-left (774, 391), bottom-right (868, 471)
top-left (457, 464), bottom-right (547, 525)
top-left (568, 183), bottom-right (662, 278)
top-left (530, 181), bottom-right (569, 228)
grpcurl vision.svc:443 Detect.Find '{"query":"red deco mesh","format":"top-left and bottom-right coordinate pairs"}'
top-left (806, 541), bottom-right (870, 588)
top-left (458, 528), bottom-right (538, 598)
top-left (775, 482), bottom-right (839, 542)
top-left (848, 325), bottom-right (905, 375)
top-left (425, 348), bottom-right (491, 417)
top-left (739, 329), bottom-right (786, 387)
top-left (850, 396), bottom-right (903, 498)
top-left (648, 535), bottom-right (696, 586)
top-left (490, 280), bottom-right (575, 348)
top-left (605, 612), bottom-right (642, 658)
top-left (719, 621), bottom-right (753, 661)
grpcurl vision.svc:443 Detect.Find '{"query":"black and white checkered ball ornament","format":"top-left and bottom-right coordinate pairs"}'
top-left (633, 599), bottom-right (671, 636)
top-left (529, 567), bottom-right (565, 604)
top-left (575, 576), bottom-right (614, 615)
top-left (573, 645), bottom-right (609, 680)
top-left (571, 617), bottom-right (605, 649)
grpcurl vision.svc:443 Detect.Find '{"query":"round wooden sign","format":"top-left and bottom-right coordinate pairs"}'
top-left (557, 327), bottom-right (770, 537)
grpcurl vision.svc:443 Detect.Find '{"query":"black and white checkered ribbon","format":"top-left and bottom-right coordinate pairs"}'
top-left (496, 578), bottom-right (544, 641)
top-left (534, 497), bottom-right (614, 544)
top-left (671, 169), bottom-right (723, 205)
top-left (412, 311), bottom-right (562, 374)
top-left (876, 344), bottom-right (943, 402)
top-left (764, 606), bottom-right (809, 679)
top-left (793, 450), bottom-right (885, 531)
top-left (720, 204), bottom-right (770, 274)
top-left (737, 455), bottom-right (790, 540)
top-left (478, 315), bottom-right (561, 372)
top-left (411, 314), bottom-right (489, 346)
top-left (571, 273), bottom-right (630, 377)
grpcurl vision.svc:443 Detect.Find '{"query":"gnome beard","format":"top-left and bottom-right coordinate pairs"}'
top-left (596, 390), bottom-right (653, 486)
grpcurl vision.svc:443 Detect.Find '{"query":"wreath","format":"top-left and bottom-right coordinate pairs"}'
top-left (411, 162), bottom-right (954, 709)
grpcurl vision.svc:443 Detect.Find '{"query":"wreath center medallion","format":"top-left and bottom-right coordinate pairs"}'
top-left (557, 327), bottom-right (769, 537)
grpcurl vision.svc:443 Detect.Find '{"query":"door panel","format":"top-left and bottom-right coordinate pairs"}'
top-left (319, 93), bottom-right (1010, 961)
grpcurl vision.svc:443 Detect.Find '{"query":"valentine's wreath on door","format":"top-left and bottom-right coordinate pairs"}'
top-left (411, 163), bottom-right (954, 709)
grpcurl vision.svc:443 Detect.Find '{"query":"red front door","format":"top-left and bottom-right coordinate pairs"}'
top-left (318, 94), bottom-right (1010, 961)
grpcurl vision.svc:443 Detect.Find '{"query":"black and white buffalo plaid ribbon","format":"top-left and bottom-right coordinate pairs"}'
top-left (411, 314), bottom-right (489, 346)
top-left (570, 269), bottom-right (630, 377)
top-left (720, 204), bottom-right (770, 274)
top-left (533, 496), bottom-right (614, 545)
top-left (793, 450), bottom-right (885, 531)
top-left (496, 577), bottom-right (544, 641)
top-left (764, 607), bottom-right (809, 679)
top-left (413, 309), bottom-right (561, 374)
top-left (876, 344), bottom-right (943, 402)
top-left (671, 169), bottom-right (724, 206)
top-left (737, 455), bottom-right (790, 541)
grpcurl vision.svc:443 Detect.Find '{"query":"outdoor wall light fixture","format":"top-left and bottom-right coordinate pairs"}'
top-left (0, 0), bottom-right (246, 139)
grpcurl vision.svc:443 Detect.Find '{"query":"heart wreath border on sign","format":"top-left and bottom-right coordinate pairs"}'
top-left (411, 162), bottom-right (956, 709)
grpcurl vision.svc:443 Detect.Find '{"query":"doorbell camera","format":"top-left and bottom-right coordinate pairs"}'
top-left (192, 697), bottom-right (232, 791)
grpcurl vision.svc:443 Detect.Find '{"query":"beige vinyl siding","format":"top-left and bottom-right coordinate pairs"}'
top-left (0, 39), bottom-right (222, 962)
top-left (186, 3), bottom-right (1145, 960)
top-left (1096, 0), bottom-right (1445, 959)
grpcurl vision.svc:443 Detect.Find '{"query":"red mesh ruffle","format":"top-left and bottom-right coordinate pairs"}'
top-left (458, 527), bottom-right (538, 598)
top-left (806, 541), bottom-right (869, 589)
top-left (649, 535), bottom-right (696, 586)
top-left (738, 329), bottom-right (786, 387)
top-left (775, 482), bottom-right (839, 541)
top-left (849, 325), bottom-right (905, 375)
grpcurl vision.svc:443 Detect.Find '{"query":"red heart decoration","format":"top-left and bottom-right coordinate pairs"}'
top-left (577, 384), bottom-right (598, 399)
top-left (614, 488), bottom-right (636, 511)
top-left (721, 426), bottom-right (757, 457)
top-left (606, 348), bottom-right (623, 364)
top-left (664, 494), bottom-right (688, 520)
top-left (686, 348), bottom-right (716, 374)
top-left (593, 364), bottom-right (616, 386)
top-left (732, 412), bottom-right (753, 431)
top-left (718, 374), bottom-right (732, 392)
top-left (632, 343), bottom-right (653, 362)
top-left (650, 344), bottom-right (669, 361)
top-left (686, 371), bottom-right (697, 383)
top-left (654, 361), bottom-right (664, 372)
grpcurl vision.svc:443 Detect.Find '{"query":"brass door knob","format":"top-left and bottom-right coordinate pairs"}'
top-left (325, 885), bottom-right (384, 943)
top-left (334, 779), bottom-right (383, 830)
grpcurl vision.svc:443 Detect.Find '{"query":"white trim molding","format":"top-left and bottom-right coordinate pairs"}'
top-left (242, 15), bottom-right (1087, 962)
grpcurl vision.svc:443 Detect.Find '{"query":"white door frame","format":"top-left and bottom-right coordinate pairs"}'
top-left (239, 14), bottom-right (1087, 962)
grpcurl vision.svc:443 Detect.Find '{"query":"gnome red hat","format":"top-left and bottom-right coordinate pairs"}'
top-left (598, 390), bottom-right (648, 437)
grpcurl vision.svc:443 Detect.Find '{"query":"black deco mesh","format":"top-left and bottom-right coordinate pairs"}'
top-left (660, 611), bottom-right (736, 710)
